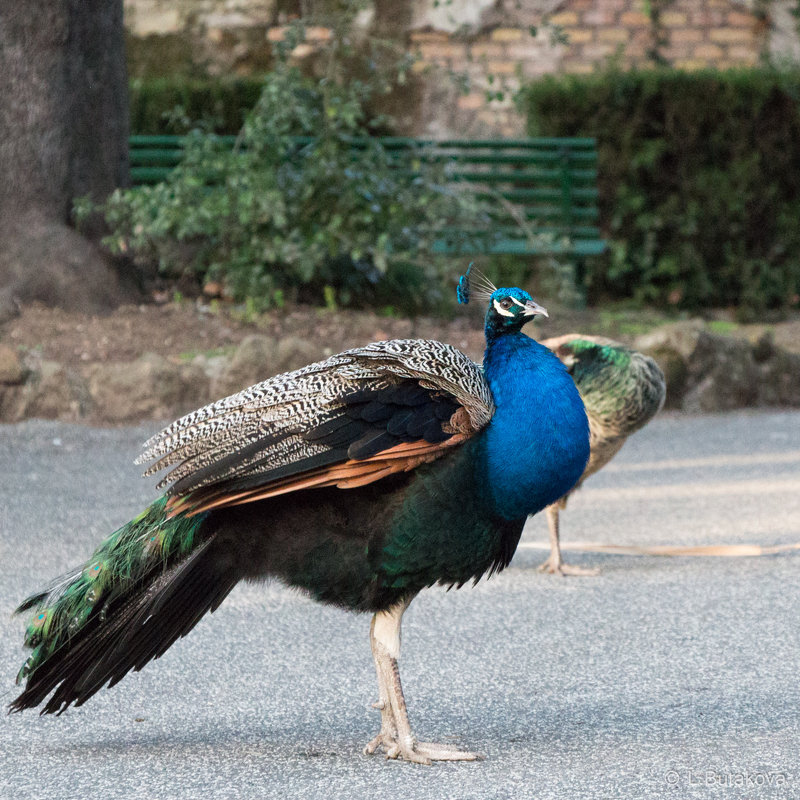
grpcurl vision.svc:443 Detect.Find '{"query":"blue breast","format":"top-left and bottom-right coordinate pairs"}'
top-left (480, 333), bottom-right (590, 520)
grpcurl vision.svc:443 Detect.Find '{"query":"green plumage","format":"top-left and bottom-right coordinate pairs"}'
top-left (16, 497), bottom-right (207, 686)
top-left (543, 334), bottom-right (666, 493)
top-left (380, 439), bottom-right (519, 589)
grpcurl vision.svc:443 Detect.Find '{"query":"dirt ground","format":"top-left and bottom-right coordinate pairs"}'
top-left (0, 301), bottom-right (485, 367)
top-left (2, 299), bottom-right (798, 373)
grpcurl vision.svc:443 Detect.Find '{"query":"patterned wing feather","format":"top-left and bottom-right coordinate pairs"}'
top-left (135, 339), bottom-right (494, 515)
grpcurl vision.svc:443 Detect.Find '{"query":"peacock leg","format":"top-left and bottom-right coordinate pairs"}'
top-left (363, 613), bottom-right (398, 755)
top-left (363, 598), bottom-right (482, 764)
top-left (538, 504), bottom-right (599, 577)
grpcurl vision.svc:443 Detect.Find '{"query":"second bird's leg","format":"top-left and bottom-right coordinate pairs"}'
top-left (363, 598), bottom-right (482, 764)
top-left (538, 504), bottom-right (599, 577)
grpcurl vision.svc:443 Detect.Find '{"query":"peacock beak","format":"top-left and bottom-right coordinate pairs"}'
top-left (523, 299), bottom-right (548, 318)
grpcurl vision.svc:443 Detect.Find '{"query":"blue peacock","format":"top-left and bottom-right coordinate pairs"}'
top-left (11, 268), bottom-right (590, 764)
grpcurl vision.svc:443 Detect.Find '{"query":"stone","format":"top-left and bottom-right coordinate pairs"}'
top-left (88, 353), bottom-right (209, 422)
top-left (305, 27), bottom-right (332, 41)
top-left (647, 325), bottom-right (800, 413)
top-left (660, 11), bottom-right (688, 26)
top-left (0, 384), bottom-right (21, 421)
top-left (457, 93), bottom-right (485, 111)
top-left (548, 12), bottom-right (579, 26)
top-left (694, 43), bottom-right (725, 59)
top-left (709, 28), bottom-right (754, 43)
top-left (674, 58), bottom-right (711, 71)
top-left (212, 335), bottom-right (276, 398)
top-left (490, 28), bottom-right (524, 42)
top-left (191, 353), bottom-right (230, 386)
top-left (204, 12), bottom-right (252, 29)
top-left (635, 320), bottom-right (704, 407)
top-left (410, 0), bottom-right (496, 33)
top-left (211, 334), bottom-right (321, 398)
top-left (9, 361), bottom-right (90, 421)
top-left (750, 331), bottom-right (776, 363)
top-left (273, 335), bottom-right (320, 374)
top-left (560, 27), bottom-right (593, 43)
top-left (756, 348), bottom-right (800, 407)
top-left (635, 322), bottom-right (800, 413)
top-left (620, 11), bottom-right (650, 26)
top-left (728, 10), bottom-right (757, 27)
top-left (598, 28), bottom-right (630, 43)
top-left (681, 332), bottom-right (759, 413)
top-left (0, 344), bottom-right (24, 384)
top-left (126, 7), bottom-right (182, 36)
top-left (670, 28), bottom-right (704, 42)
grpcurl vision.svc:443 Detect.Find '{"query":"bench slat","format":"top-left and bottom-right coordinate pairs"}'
top-left (431, 238), bottom-right (607, 256)
top-left (126, 135), bottom-right (606, 257)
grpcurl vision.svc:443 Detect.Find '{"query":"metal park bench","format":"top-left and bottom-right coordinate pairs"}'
top-left (128, 135), bottom-right (606, 259)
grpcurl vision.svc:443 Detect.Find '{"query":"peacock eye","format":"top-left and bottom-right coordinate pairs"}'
top-left (499, 298), bottom-right (513, 310)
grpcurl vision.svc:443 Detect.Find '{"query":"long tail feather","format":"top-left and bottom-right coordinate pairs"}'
top-left (10, 497), bottom-right (238, 714)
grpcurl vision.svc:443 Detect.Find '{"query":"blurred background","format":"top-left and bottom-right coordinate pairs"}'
top-left (1, 0), bottom-right (799, 424)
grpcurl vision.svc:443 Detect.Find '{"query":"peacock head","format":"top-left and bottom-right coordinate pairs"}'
top-left (456, 264), bottom-right (547, 339)
top-left (484, 287), bottom-right (548, 337)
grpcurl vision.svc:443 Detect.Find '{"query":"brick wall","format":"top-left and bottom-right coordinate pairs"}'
top-left (548, 0), bottom-right (764, 71)
top-left (410, 0), bottom-right (767, 135)
top-left (410, 27), bottom-right (564, 137)
top-left (124, 0), bottom-right (782, 136)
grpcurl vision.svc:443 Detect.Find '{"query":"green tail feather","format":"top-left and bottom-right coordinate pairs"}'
top-left (16, 497), bottom-right (207, 685)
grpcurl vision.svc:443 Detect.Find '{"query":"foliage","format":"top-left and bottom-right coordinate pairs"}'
top-left (520, 67), bottom-right (800, 316)
top-left (88, 23), bottom-right (490, 311)
top-left (129, 77), bottom-right (263, 135)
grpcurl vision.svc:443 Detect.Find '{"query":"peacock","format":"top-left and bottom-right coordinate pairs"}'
top-left (10, 268), bottom-right (590, 765)
top-left (536, 333), bottom-right (666, 576)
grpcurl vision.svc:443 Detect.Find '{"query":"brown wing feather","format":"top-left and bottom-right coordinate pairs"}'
top-left (141, 339), bottom-right (493, 519)
top-left (167, 434), bottom-right (469, 517)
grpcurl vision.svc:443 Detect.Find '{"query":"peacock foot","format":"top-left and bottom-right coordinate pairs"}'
top-left (364, 729), bottom-right (482, 764)
top-left (537, 556), bottom-right (599, 577)
top-left (366, 601), bottom-right (483, 764)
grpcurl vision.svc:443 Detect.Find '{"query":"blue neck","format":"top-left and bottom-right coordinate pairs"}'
top-left (480, 331), bottom-right (590, 520)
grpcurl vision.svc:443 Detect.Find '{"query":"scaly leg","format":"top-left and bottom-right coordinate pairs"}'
top-left (538, 504), bottom-right (599, 577)
top-left (363, 613), bottom-right (398, 753)
top-left (363, 598), bottom-right (482, 764)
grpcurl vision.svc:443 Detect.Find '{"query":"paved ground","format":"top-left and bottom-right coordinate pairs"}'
top-left (1, 411), bottom-right (799, 799)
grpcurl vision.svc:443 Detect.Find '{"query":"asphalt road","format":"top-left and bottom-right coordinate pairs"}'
top-left (1, 411), bottom-right (799, 800)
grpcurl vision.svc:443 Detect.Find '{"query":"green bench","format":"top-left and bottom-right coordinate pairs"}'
top-left (128, 135), bottom-right (606, 258)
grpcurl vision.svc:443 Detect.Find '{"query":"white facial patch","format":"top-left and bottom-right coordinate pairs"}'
top-left (510, 296), bottom-right (527, 308)
top-left (493, 298), bottom-right (515, 318)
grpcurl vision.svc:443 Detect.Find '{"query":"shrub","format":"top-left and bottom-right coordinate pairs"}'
top-left (90, 62), bottom-right (489, 311)
top-left (129, 77), bottom-right (264, 135)
top-left (520, 68), bottom-right (800, 316)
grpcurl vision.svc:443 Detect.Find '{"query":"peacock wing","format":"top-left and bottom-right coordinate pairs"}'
top-left (135, 339), bottom-right (495, 516)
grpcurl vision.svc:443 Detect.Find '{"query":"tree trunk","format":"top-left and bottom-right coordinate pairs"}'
top-left (0, 0), bottom-right (138, 320)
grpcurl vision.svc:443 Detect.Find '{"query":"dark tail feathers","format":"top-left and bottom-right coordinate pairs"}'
top-left (10, 501), bottom-right (240, 714)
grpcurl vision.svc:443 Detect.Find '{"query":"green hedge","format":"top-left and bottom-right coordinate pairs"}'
top-left (129, 77), bottom-right (264, 135)
top-left (521, 68), bottom-right (800, 314)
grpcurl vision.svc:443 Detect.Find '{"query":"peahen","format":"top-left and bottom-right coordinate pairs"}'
top-left (536, 333), bottom-right (666, 576)
top-left (10, 269), bottom-right (590, 764)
